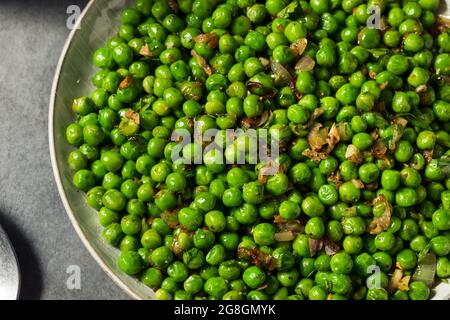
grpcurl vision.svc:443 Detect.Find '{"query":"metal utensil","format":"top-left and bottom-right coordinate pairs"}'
top-left (440, 0), bottom-right (449, 17)
top-left (0, 223), bottom-right (20, 300)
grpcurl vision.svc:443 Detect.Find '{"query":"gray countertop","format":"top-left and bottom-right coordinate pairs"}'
top-left (0, 0), bottom-right (129, 300)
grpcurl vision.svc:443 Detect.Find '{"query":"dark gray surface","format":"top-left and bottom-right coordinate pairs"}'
top-left (0, 0), bottom-right (129, 300)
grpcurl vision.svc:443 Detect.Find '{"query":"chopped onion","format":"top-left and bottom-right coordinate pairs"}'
top-left (393, 117), bottom-right (408, 127)
top-left (167, 0), bottom-right (179, 13)
top-left (172, 237), bottom-right (183, 257)
top-left (191, 50), bottom-right (213, 75)
top-left (124, 109), bottom-right (140, 125)
top-left (139, 44), bottom-right (155, 58)
top-left (365, 182), bottom-right (379, 191)
top-left (276, 219), bottom-right (304, 235)
top-left (274, 231), bottom-right (295, 242)
top-left (256, 109), bottom-right (272, 127)
top-left (327, 170), bottom-right (343, 189)
top-left (387, 268), bottom-right (404, 293)
top-left (389, 118), bottom-right (407, 151)
top-left (324, 239), bottom-right (340, 255)
top-left (416, 84), bottom-right (427, 93)
top-left (256, 283), bottom-right (268, 291)
top-left (412, 253), bottom-right (436, 287)
top-left (398, 275), bottom-right (411, 292)
top-left (258, 158), bottom-right (283, 183)
top-left (308, 123), bottom-right (327, 151)
top-left (270, 59), bottom-right (294, 85)
top-left (273, 215), bottom-right (284, 224)
top-left (119, 75), bottom-right (133, 89)
top-left (367, 195), bottom-right (392, 235)
top-left (259, 57), bottom-right (270, 68)
top-left (424, 149), bottom-right (433, 163)
top-left (351, 179), bottom-right (364, 189)
top-left (194, 33), bottom-right (218, 48)
top-left (295, 55), bottom-right (316, 72)
top-left (345, 144), bottom-right (364, 164)
top-left (290, 38), bottom-right (308, 56)
top-left (326, 123), bottom-right (340, 152)
top-left (308, 238), bottom-right (323, 256)
top-left (307, 107), bottom-right (324, 126)
top-left (161, 209), bottom-right (179, 228)
top-left (119, 109), bottom-right (140, 136)
top-left (302, 149), bottom-right (328, 162)
top-left (237, 247), bottom-right (276, 271)
top-left (371, 139), bottom-right (388, 160)
top-left (370, 130), bottom-right (379, 141)
top-left (240, 110), bottom-right (272, 131)
top-left (303, 122), bottom-right (340, 162)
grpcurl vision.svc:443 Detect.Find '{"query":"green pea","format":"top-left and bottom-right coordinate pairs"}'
top-left (118, 251), bottom-right (143, 275)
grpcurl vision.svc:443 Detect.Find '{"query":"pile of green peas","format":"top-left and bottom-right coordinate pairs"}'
top-left (65, 0), bottom-right (450, 300)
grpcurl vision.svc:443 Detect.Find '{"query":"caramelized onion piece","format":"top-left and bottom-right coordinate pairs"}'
top-left (308, 238), bottom-right (323, 256)
top-left (371, 139), bottom-right (387, 160)
top-left (365, 182), bottom-right (379, 191)
top-left (412, 253), bottom-right (436, 287)
top-left (345, 144), bottom-right (364, 164)
top-left (326, 123), bottom-right (340, 152)
top-left (274, 231), bottom-right (295, 242)
top-left (389, 117), bottom-right (408, 151)
top-left (290, 38), bottom-right (308, 56)
top-left (387, 268), bottom-right (404, 293)
top-left (161, 209), bottom-right (179, 229)
top-left (437, 15), bottom-right (450, 32)
top-left (119, 75), bottom-right (133, 89)
top-left (424, 149), bottom-right (433, 163)
top-left (302, 149), bottom-right (329, 162)
top-left (351, 179), bottom-right (364, 189)
top-left (241, 110), bottom-right (272, 130)
top-left (273, 215), bottom-right (285, 224)
top-left (324, 238), bottom-right (340, 255)
top-left (398, 275), bottom-right (411, 292)
top-left (270, 59), bottom-right (294, 84)
top-left (275, 219), bottom-right (304, 234)
top-left (259, 57), bottom-right (270, 69)
top-left (327, 170), bottom-right (343, 189)
top-left (367, 195), bottom-right (391, 235)
top-left (295, 55), bottom-right (316, 72)
top-left (139, 44), bottom-right (155, 58)
top-left (416, 84), bottom-right (427, 93)
top-left (305, 107), bottom-right (325, 128)
top-left (308, 123), bottom-right (328, 151)
top-left (237, 247), bottom-right (276, 271)
top-left (303, 122), bottom-right (341, 162)
top-left (167, 0), bottom-right (180, 13)
top-left (256, 109), bottom-right (272, 127)
top-left (191, 50), bottom-right (213, 76)
top-left (124, 109), bottom-right (140, 125)
top-left (194, 33), bottom-right (219, 48)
